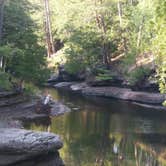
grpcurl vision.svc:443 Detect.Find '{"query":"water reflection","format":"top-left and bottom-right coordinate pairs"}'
top-left (25, 89), bottom-right (166, 166)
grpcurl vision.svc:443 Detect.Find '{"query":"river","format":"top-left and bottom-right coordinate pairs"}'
top-left (24, 88), bottom-right (166, 166)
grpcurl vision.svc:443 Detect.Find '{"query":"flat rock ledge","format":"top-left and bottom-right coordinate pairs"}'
top-left (0, 128), bottom-right (63, 166)
top-left (54, 82), bottom-right (76, 89)
top-left (50, 100), bottom-right (71, 116)
top-left (54, 82), bottom-right (166, 105)
top-left (83, 86), bottom-right (166, 104)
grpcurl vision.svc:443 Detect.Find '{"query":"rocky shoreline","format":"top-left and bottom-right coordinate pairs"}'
top-left (1, 78), bottom-right (165, 165)
top-left (0, 91), bottom-right (70, 166)
top-left (53, 81), bottom-right (166, 110)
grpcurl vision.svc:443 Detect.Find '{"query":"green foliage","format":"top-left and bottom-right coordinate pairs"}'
top-left (63, 27), bottom-right (103, 70)
top-left (0, 45), bottom-right (13, 57)
top-left (152, 0), bottom-right (166, 94)
top-left (157, 66), bottom-right (166, 94)
top-left (93, 68), bottom-right (112, 81)
top-left (0, 71), bottom-right (12, 90)
top-left (96, 74), bottom-right (112, 81)
top-left (1, 0), bottom-right (164, 94)
top-left (127, 67), bottom-right (151, 85)
top-left (122, 0), bottom-right (155, 67)
top-left (64, 60), bottom-right (86, 75)
top-left (51, 0), bottom-right (119, 70)
top-left (123, 47), bottom-right (139, 66)
top-left (48, 0), bottom-right (165, 94)
top-left (163, 100), bottom-right (166, 107)
top-left (24, 82), bottom-right (40, 96)
top-left (1, 0), bottom-right (50, 85)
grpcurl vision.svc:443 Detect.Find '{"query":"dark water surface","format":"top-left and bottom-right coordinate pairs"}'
top-left (25, 89), bottom-right (166, 166)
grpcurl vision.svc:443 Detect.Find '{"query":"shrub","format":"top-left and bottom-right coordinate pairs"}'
top-left (24, 82), bottom-right (40, 96)
top-left (64, 60), bottom-right (86, 74)
top-left (95, 68), bottom-right (112, 81)
top-left (0, 71), bottom-right (12, 90)
top-left (163, 100), bottom-right (166, 107)
top-left (128, 67), bottom-right (151, 85)
top-left (96, 74), bottom-right (112, 81)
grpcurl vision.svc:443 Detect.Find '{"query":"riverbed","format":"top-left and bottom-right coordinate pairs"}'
top-left (24, 88), bottom-right (166, 166)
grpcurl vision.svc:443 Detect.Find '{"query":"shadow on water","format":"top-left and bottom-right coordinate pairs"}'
top-left (25, 88), bottom-right (166, 166)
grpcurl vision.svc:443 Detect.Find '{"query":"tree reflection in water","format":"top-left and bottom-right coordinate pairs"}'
top-left (25, 89), bottom-right (166, 166)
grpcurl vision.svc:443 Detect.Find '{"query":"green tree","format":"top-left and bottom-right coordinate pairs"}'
top-left (1, 0), bottom-right (50, 84)
top-left (152, 0), bottom-right (166, 94)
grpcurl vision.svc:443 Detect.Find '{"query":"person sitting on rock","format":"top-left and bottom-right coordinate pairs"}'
top-left (43, 91), bottom-right (51, 105)
top-left (36, 91), bottom-right (51, 114)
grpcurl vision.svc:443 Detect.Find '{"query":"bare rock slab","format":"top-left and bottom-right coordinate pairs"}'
top-left (0, 128), bottom-right (63, 165)
top-left (50, 100), bottom-right (70, 116)
top-left (82, 86), bottom-right (166, 104)
top-left (70, 82), bottom-right (88, 91)
top-left (54, 82), bottom-right (76, 89)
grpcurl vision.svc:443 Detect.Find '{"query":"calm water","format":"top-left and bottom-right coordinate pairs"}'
top-left (25, 89), bottom-right (166, 166)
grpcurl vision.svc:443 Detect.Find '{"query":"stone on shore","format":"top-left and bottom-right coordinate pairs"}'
top-left (0, 128), bottom-right (63, 165)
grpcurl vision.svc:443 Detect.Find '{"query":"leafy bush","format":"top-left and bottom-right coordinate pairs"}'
top-left (163, 100), bottom-right (166, 107)
top-left (64, 58), bottom-right (86, 74)
top-left (93, 68), bottom-right (112, 81)
top-left (62, 27), bottom-right (116, 74)
top-left (2, 1), bottom-right (50, 85)
top-left (152, 0), bottom-right (166, 94)
top-left (128, 67), bottom-right (151, 85)
top-left (96, 74), bottom-right (112, 81)
top-left (0, 71), bottom-right (12, 90)
top-left (24, 82), bottom-right (40, 96)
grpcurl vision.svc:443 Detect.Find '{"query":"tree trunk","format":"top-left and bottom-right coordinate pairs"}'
top-left (130, 0), bottom-right (133, 5)
top-left (137, 16), bottom-right (144, 48)
top-left (43, 0), bottom-right (55, 58)
top-left (0, 56), bottom-right (3, 68)
top-left (117, 0), bottom-right (122, 27)
top-left (0, 0), bottom-right (5, 44)
top-left (94, 0), bottom-right (109, 67)
top-left (0, 0), bottom-right (5, 69)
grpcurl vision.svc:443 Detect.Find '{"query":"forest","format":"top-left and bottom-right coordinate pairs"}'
top-left (0, 0), bottom-right (165, 98)
top-left (0, 0), bottom-right (166, 166)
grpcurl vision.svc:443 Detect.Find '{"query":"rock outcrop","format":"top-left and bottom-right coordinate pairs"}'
top-left (0, 128), bottom-right (63, 166)
top-left (54, 82), bottom-right (76, 89)
top-left (0, 91), bottom-right (70, 165)
top-left (0, 91), bottom-right (19, 98)
top-left (70, 82), bottom-right (87, 91)
top-left (50, 100), bottom-right (71, 116)
top-left (54, 82), bottom-right (166, 105)
top-left (82, 86), bottom-right (166, 104)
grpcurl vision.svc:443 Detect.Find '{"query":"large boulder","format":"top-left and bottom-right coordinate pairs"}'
top-left (0, 128), bottom-right (63, 165)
